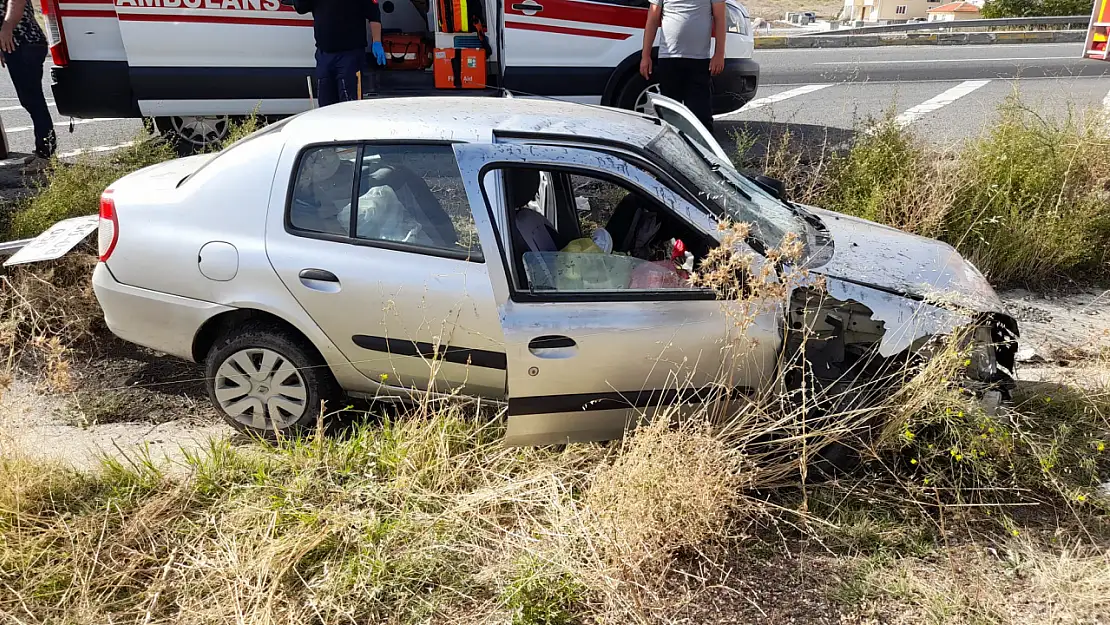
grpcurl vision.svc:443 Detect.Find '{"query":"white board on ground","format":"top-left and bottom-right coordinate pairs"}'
top-left (4, 216), bottom-right (99, 267)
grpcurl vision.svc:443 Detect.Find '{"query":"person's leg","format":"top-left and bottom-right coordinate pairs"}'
top-left (333, 49), bottom-right (365, 103)
top-left (315, 49), bottom-right (339, 107)
top-left (5, 44), bottom-right (56, 157)
top-left (654, 57), bottom-right (685, 104)
top-left (682, 58), bottom-right (714, 133)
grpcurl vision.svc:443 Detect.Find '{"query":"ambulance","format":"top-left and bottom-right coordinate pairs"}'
top-left (43, 0), bottom-right (759, 150)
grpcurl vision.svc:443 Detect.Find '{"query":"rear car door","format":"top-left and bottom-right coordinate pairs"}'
top-left (453, 142), bottom-right (782, 445)
top-left (264, 141), bottom-right (506, 398)
top-left (500, 0), bottom-right (646, 102)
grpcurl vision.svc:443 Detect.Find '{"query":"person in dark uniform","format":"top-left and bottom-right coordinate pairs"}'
top-left (0, 0), bottom-right (55, 159)
top-left (294, 0), bottom-right (389, 106)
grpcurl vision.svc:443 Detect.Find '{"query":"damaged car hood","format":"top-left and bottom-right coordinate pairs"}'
top-left (803, 208), bottom-right (1007, 315)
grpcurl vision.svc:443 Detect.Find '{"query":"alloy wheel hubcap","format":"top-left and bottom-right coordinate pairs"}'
top-left (171, 115), bottom-right (230, 148)
top-left (634, 83), bottom-right (661, 114)
top-left (214, 348), bottom-right (308, 431)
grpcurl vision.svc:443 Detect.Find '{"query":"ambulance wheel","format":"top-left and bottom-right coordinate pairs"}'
top-left (614, 71), bottom-right (660, 114)
top-left (155, 115), bottom-right (234, 154)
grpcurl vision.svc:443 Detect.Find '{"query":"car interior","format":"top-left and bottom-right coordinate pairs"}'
top-left (289, 146), bottom-right (474, 255)
top-left (500, 167), bottom-right (716, 293)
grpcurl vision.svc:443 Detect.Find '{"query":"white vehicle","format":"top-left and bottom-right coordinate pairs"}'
top-left (91, 96), bottom-right (1017, 446)
top-left (43, 0), bottom-right (760, 149)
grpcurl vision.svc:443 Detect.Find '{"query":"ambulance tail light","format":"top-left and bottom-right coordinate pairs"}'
top-left (39, 0), bottom-right (70, 66)
top-left (99, 190), bottom-right (118, 262)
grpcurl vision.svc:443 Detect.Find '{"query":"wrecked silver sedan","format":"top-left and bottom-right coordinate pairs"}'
top-left (92, 95), bottom-right (1017, 443)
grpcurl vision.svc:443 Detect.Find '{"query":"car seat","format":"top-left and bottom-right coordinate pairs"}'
top-left (605, 193), bottom-right (661, 258)
top-left (359, 163), bottom-right (459, 248)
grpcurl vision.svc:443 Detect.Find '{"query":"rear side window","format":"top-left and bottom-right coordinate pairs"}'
top-left (288, 143), bottom-right (482, 261)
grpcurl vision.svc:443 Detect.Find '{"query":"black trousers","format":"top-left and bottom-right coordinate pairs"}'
top-left (315, 47), bottom-right (365, 107)
top-left (2, 43), bottom-right (56, 157)
top-left (655, 57), bottom-right (713, 133)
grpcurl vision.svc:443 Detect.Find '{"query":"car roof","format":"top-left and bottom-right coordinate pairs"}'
top-left (279, 96), bottom-right (666, 147)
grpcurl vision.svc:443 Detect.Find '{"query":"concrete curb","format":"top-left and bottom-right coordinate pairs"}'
top-left (754, 29), bottom-right (1086, 48)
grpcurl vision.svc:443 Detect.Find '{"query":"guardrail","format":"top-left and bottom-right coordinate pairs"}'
top-left (798, 15), bottom-right (1090, 36)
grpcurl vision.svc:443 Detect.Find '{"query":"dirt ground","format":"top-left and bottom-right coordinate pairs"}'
top-left (2, 287), bottom-right (1107, 471)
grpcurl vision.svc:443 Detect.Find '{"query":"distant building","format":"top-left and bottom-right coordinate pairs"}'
top-left (842, 0), bottom-right (944, 23)
top-left (926, 1), bottom-right (982, 20)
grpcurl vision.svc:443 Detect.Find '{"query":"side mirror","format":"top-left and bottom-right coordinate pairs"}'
top-left (753, 175), bottom-right (788, 201)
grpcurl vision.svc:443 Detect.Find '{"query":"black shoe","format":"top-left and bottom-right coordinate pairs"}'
top-left (34, 130), bottom-right (57, 159)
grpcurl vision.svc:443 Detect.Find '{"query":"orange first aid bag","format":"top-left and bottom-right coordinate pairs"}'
top-left (381, 34), bottom-right (429, 70)
top-left (433, 47), bottom-right (486, 89)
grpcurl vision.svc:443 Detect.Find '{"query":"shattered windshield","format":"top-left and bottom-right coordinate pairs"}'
top-left (645, 128), bottom-right (804, 251)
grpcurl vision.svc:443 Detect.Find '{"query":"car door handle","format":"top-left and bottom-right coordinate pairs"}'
top-left (299, 268), bottom-right (338, 282)
top-left (298, 268), bottom-right (341, 292)
top-left (512, 1), bottom-right (543, 12)
top-left (528, 335), bottom-right (577, 358)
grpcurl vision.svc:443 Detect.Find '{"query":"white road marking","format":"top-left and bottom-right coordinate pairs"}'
top-left (760, 76), bottom-right (1110, 87)
top-left (6, 117), bottom-right (121, 133)
top-left (815, 56), bottom-right (1074, 65)
top-left (720, 83), bottom-right (833, 117)
top-left (57, 141), bottom-right (134, 159)
top-left (894, 80), bottom-right (990, 127)
top-left (0, 102), bottom-right (55, 112)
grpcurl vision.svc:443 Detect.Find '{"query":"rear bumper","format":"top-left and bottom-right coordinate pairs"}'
top-left (712, 58), bottom-right (759, 115)
top-left (51, 61), bottom-right (139, 119)
top-left (93, 263), bottom-right (233, 361)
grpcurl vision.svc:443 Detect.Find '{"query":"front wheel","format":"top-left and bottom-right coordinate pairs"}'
top-left (204, 325), bottom-right (339, 439)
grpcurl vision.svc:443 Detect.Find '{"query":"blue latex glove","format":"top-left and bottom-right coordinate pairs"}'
top-left (372, 41), bottom-right (387, 66)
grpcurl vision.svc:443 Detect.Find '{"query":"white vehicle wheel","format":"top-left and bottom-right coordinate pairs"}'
top-left (214, 348), bottom-right (308, 431)
top-left (632, 83), bottom-right (661, 114)
top-left (204, 325), bottom-right (339, 438)
top-left (156, 115), bottom-right (231, 153)
top-left (613, 70), bottom-right (659, 113)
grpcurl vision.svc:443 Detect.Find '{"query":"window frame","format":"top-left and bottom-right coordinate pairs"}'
top-left (283, 140), bottom-right (485, 264)
top-left (478, 161), bottom-right (718, 304)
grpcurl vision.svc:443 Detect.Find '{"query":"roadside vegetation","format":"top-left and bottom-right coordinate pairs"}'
top-left (743, 97), bottom-right (1110, 288)
top-left (1, 102), bottom-right (1109, 623)
top-left (980, 0), bottom-right (1094, 19)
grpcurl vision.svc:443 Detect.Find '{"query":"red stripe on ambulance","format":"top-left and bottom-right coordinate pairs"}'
top-left (504, 20), bottom-right (630, 40)
top-left (503, 0), bottom-right (646, 30)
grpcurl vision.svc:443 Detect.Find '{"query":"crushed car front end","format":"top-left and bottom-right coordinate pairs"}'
top-left (788, 206), bottom-right (1018, 409)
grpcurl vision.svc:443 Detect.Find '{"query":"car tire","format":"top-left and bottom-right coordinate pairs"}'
top-left (154, 115), bottom-right (235, 155)
top-left (614, 70), bottom-right (659, 114)
top-left (204, 324), bottom-right (340, 439)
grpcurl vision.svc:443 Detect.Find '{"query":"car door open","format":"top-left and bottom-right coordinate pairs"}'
top-left (454, 142), bottom-right (782, 446)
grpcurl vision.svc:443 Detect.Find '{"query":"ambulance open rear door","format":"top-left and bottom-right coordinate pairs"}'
top-left (1086, 0), bottom-right (1109, 60)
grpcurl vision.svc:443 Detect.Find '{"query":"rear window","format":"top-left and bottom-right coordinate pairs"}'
top-left (179, 117), bottom-right (293, 185)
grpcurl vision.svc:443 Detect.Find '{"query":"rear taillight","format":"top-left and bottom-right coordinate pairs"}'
top-left (39, 0), bottom-right (69, 66)
top-left (99, 190), bottom-right (118, 262)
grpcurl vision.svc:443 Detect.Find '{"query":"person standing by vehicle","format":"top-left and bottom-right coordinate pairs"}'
top-left (294, 0), bottom-right (389, 106)
top-left (639, 0), bottom-right (726, 132)
top-left (0, 0), bottom-right (55, 159)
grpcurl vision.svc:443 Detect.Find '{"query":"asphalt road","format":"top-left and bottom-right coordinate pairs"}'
top-left (756, 41), bottom-right (1110, 84)
top-left (0, 41), bottom-right (1107, 157)
top-left (719, 41), bottom-right (1110, 147)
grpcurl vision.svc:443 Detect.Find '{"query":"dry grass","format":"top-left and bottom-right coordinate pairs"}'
top-left (0, 254), bottom-right (101, 394)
